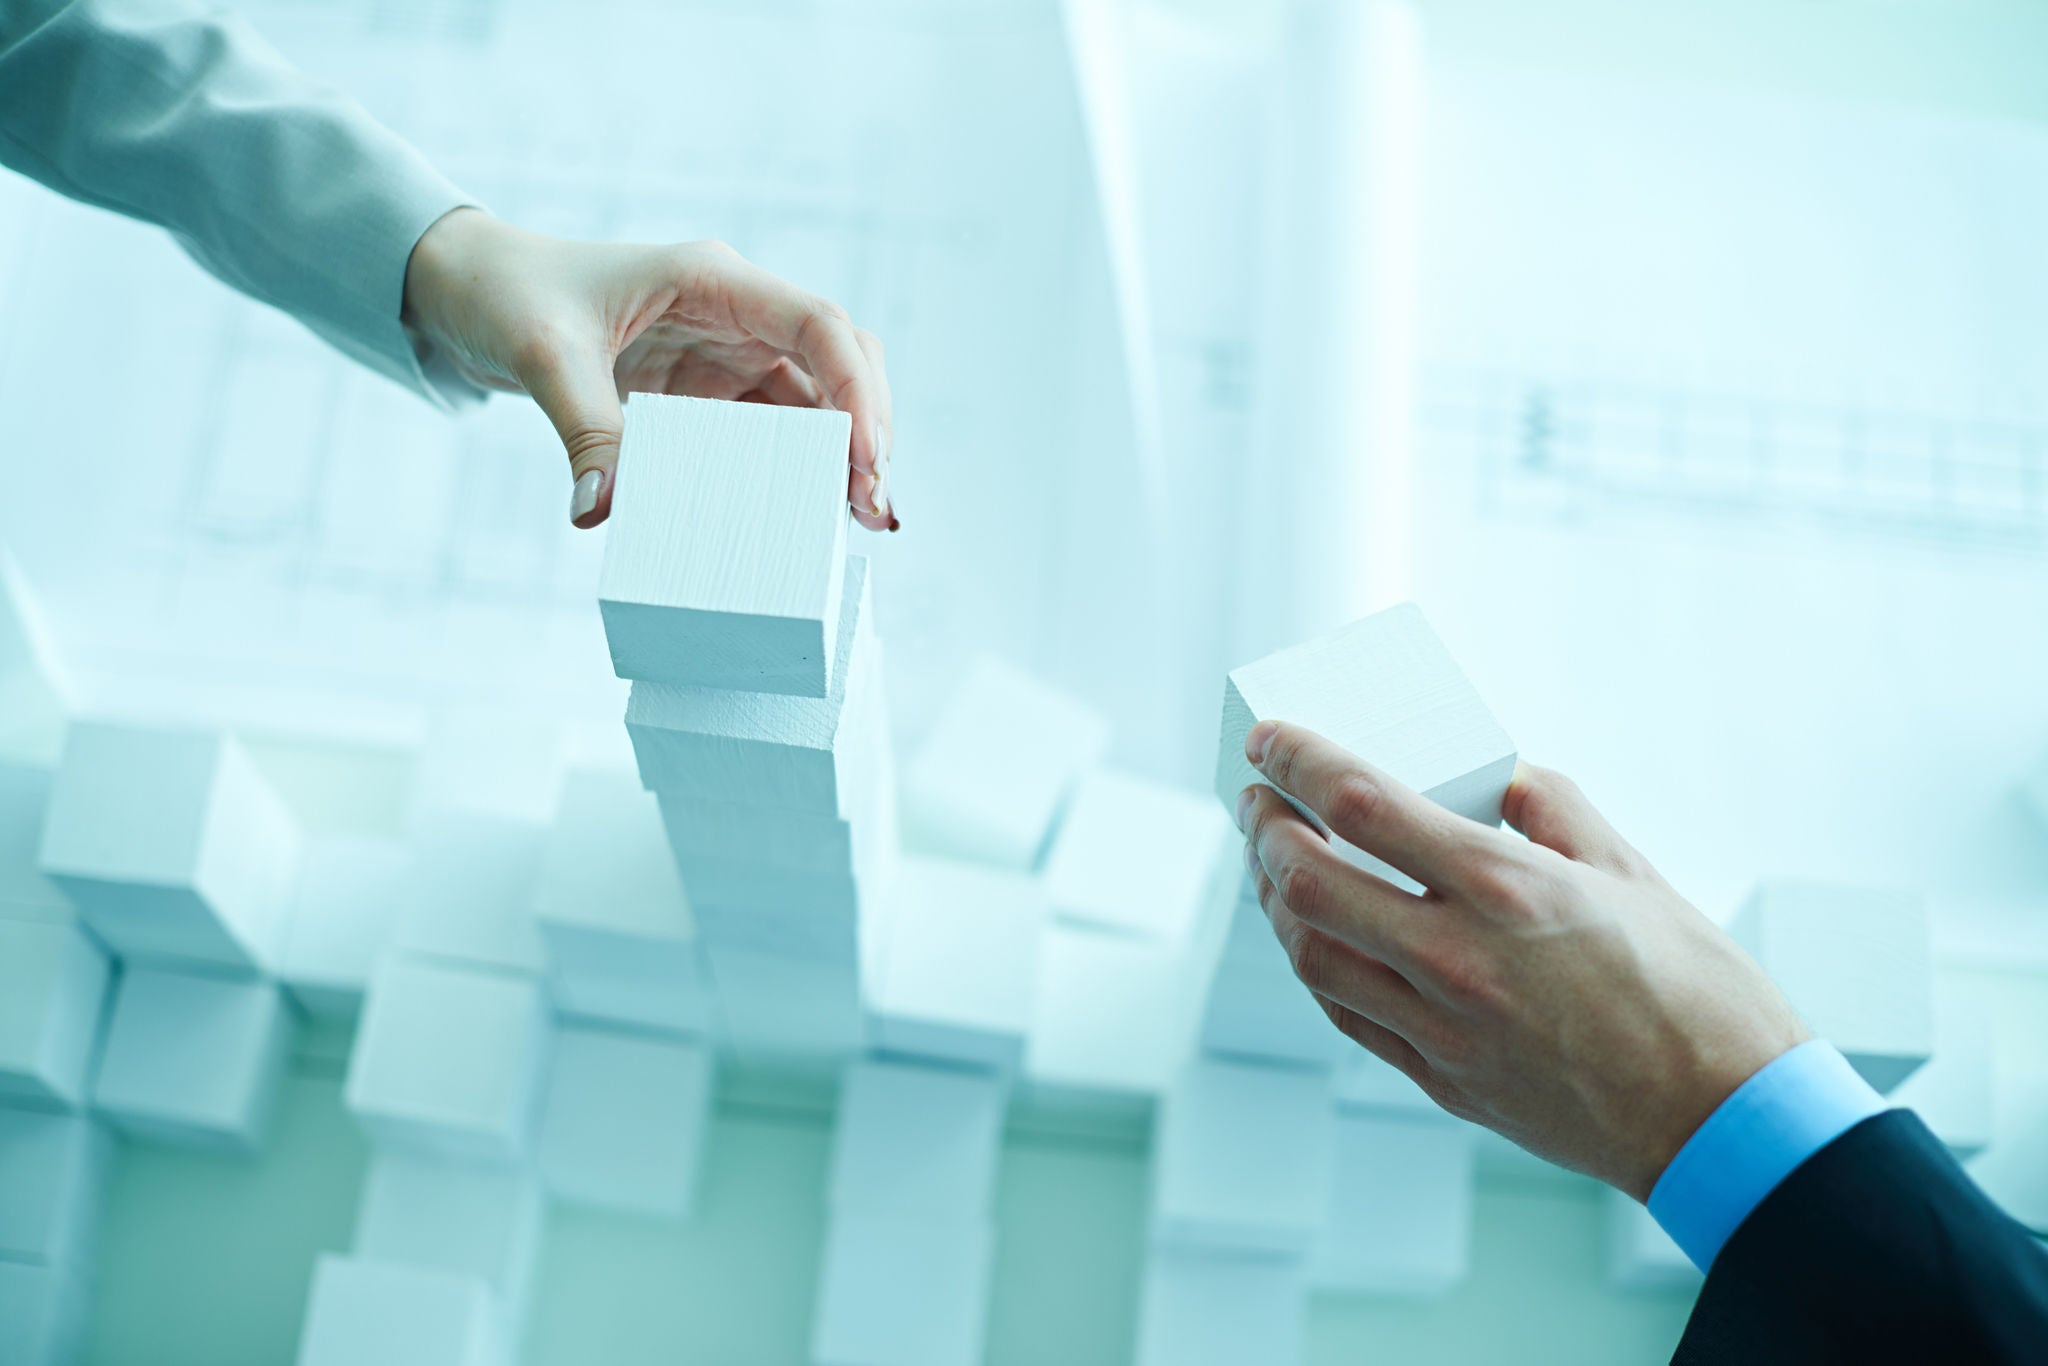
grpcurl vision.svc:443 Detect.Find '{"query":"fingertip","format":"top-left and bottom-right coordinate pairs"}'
top-left (1247, 720), bottom-right (1280, 766)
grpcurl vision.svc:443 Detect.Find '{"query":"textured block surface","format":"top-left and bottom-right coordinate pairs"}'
top-left (1044, 771), bottom-right (1239, 947)
top-left (1151, 1056), bottom-right (1334, 1256)
top-left (869, 857), bottom-right (1045, 1069)
top-left (538, 1025), bottom-right (715, 1219)
top-left (827, 1060), bottom-right (1006, 1222)
top-left (1311, 1112), bottom-right (1477, 1296)
top-left (1134, 1248), bottom-right (1306, 1366)
top-left (91, 968), bottom-right (292, 1155)
top-left (296, 1255), bottom-right (506, 1366)
top-left (600, 394), bottom-right (852, 696)
top-left (0, 918), bottom-right (109, 1109)
top-left (811, 1212), bottom-right (993, 1366)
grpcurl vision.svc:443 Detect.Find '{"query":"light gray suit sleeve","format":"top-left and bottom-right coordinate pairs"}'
top-left (0, 0), bottom-right (486, 406)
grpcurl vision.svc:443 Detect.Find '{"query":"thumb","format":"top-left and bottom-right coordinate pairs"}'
top-left (1501, 762), bottom-right (1646, 879)
top-left (516, 335), bottom-right (625, 528)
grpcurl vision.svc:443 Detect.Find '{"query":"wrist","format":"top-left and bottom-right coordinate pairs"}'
top-left (401, 206), bottom-right (498, 344)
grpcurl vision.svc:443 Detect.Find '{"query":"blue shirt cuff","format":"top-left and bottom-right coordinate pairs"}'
top-left (1647, 1039), bottom-right (1888, 1272)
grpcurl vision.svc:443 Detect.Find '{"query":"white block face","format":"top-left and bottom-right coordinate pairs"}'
top-left (0, 1112), bottom-right (112, 1271)
top-left (0, 551), bottom-right (68, 768)
top-left (869, 858), bottom-right (1045, 1070)
top-left (599, 394), bottom-right (852, 697)
top-left (279, 836), bottom-right (410, 1020)
top-left (827, 1060), bottom-right (1006, 1223)
top-left (689, 893), bottom-right (862, 966)
top-left (900, 656), bottom-right (1111, 871)
top-left (91, 968), bottom-right (293, 1156)
top-left (1214, 604), bottom-right (1516, 884)
top-left (1151, 1057), bottom-right (1335, 1257)
top-left (1025, 926), bottom-right (1212, 1096)
top-left (1893, 988), bottom-right (1996, 1159)
top-left (1200, 893), bottom-right (1345, 1071)
top-left (537, 1026), bottom-right (716, 1220)
top-left (811, 1213), bottom-right (994, 1366)
top-left (0, 919), bottom-right (110, 1109)
top-left (703, 948), bottom-right (865, 1065)
top-left (544, 926), bottom-right (713, 1038)
top-left (394, 815), bottom-right (549, 976)
top-left (39, 723), bottom-right (300, 973)
top-left (1044, 771), bottom-right (1240, 948)
top-left (1731, 882), bottom-right (1934, 1093)
top-left (659, 794), bottom-right (883, 884)
top-left (354, 1153), bottom-right (544, 1325)
top-left (1330, 1048), bottom-right (1443, 1120)
top-left (0, 1260), bottom-right (89, 1366)
top-left (410, 710), bottom-right (568, 827)
top-left (344, 957), bottom-right (550, 1164)
top-left (535, 770), bottom-right (693, 944)
top-left (0, 765), bottom-right (72, 919)
top-left (1134, 1248), bottom-right (1306, 1366)
top-left (1311, 1113), bottom-right (1477, 1297)
top-left (296, 1256), bottom-right (506, 1366)
top-left (1605, 1192), bottom-right (1700, 1291)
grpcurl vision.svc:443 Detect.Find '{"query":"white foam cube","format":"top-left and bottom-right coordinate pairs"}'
top-left (600, 394), bottom-right (852, 696)
top-left (0, 919), bottom-right (109, 1109)
top-left (1135, 1248), bottom-right (1306, 1366)
top-left (704, 947), bottom-right (864, 1064)
top-left (91, 968), bottom-right (292, 1155)
top-left (1045, 771), bottom-right (1240, 947)
top-left (1311, 1112), bottom-right (1477, 1296)
top-left (1151, 1056), bottom-right (1334, 1257)
top-left (811, 1213), bottom-right (993, 1366)
top-left (827, 1060), bottom-right (1006, 1221)
top-left (278, 836), bottom-right (410, 1020)
top-left (0, 1261), bottom-right (89, 1366)
top-left (0, 551), bottom-right (68, 767)
top-left (344, 956), bottom-right (549, 1163)
top-left (393, 814), bottom-right (547, 976)
top-left (901, 656), bottom-right (1110, 870)
top-left (1893, 988), bottom-right (1996, 1159)
top-left (39, 723), bottom-right (300, 973)
top-left (354, 1153), bottom-right (544, 1326)
top-left (547, 930), bottom-right (714, 1038)
top-left (1200, 892), bottom-right (1346, 1070)
top-left (0, 765), bottom-right (72, 919)
top-left (1605, 1192), bottom-right (1700, 1291)
top-left (1215, 604), bottom-right (1516, 886)
top-left (1729, 882), bottom-right (1933, 1093)
top-left (296, 1255), bottom-right (506, 1366)
top-left (869, 858), bottom-right (1045, 1070)
top-left (538, 1025), bottom-right (715, 1219)
top-left (0, 1112), bottom-right (111, 1271)
top-left (1026, 926), bottom-right (1215, 1097)
top-left (659, 793), bottom-right (886, 881)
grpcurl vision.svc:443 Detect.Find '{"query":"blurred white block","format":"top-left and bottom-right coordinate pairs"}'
top-left (1026, 925), bottom-right (1215, 1096)
top-left (600, 394), bottom-right (852, 696)
top-left (1312, 1112), bottom-right (1477, 1296)
top-left (869, 858), bottom-right (1045, 1070)
top-left (393, 814), bottom-right (547, 976)
top-left (1152, 1056), bottom-right (1334, 1257)
top-left (1045, 771), bottom-right (1239, 948)
top-left (0, 1112), bottom-right (112, 1270)
top-left (827, 1060), bottom-right (1005, 1222)
top-left (547, 931), bottom-right (714, 1038)
top-left (1893, 988), bottom-right (1995, 1159)
top-left (410, 710), bottom-right (566, 826)
top-left (538, 1025), bottom-right (715, 1220)
top-left (1214, 604), bottom-right (1516, 883)
top-left (2022, 750), bottom-right (2048, 833)
top-left (0, 551), bottom-right (68, 767)
top-left (0, 765), bottom-right (71, 919)
top-left (691, 895), bottom-right (863, 965)
top-left (1605, 1192), bottom-right (1700, 1291)
top-left (0, 1261), bottom-right (89, 1366)
top-left (1729, 881), bottom-right (1933, 1093)
top-left (660, 794), bottom-right (876, 880)
top-left (1134, 1248), bottom-right (1306, 1366)
top-left (704, 947), bottom-right (864, 1064)
top-left (625, 557), bottom-right (881, 816)
top-left (1200, 894), bottom-right (1345, 1070)
top-left (40, 723), bottom-right (300, 973)
top-left (1330, 1048), bottom-right (1444, 1119)
top-left (344, 957), bottom-right (549, 1164)
top-left (296, 1255), bottom-right (506, 1366)
top-left (0, 919), bottom-right (109, 1109)
top-left (91, 968), bottom-right (292, 1156)
top-left (811, 1212), bottom-right (993, 1366)
top-left (278, 836), bottom-right (409, 1020)
top-left (354, 1153), bottom-right (543, 1327)
top-left (900, 656), bottom-right (1110, 870)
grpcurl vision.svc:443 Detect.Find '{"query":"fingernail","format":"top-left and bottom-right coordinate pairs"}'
top-left (1242, 840), bottom-right (1259, 876)
top-left (887, 507), bottom-right (901, 532)
top-left (1247, 721), bottom-right (1278, 765)
top-left (868, 462), bottom-right (890, 519)
top-left (570, 469), bottom-right (603, 523)
top-left (1234, 786), bottom-right (1256, 831)
top-left (872, 420), bottom-right (889, 470)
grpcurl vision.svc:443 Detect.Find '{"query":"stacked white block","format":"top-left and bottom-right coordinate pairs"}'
top-left (1045, 770), bottom-right (1240, 948)
top-left (1893, 987), bottom-right (1996, 1159)
top-left (1310, 1111), bottom-right (1478, 1297)
top-left (1605, 1192), bottom-right (1700, 1291)
top-left (868, 856), bottom-right (1046, 1070)
top-left (1134, 1248), bottom-right (1307, 1366)
top-left (1151, 1055), bottom-right (1334, 1257)
top-left (0, 550), bottom-right (67, 767)
top-left (900, 656), bottom-right (1110, 869)
top-left (1728, 881), bottom-right (1933, 1094)
top-left (353, 1152), bottom-right (543, 1339)
top-left (812, 1060), bottom-right (1004, 1366)
top-left (90, 967), bottom-right (293, 1156)
top-left (277, 835), bottom-right (410, 1021)
top-left (39, 722), bottom-right (301, 973)
top-left (0, 917), bottom-right (109, 1110)
top-left (537, 1024), bottom-right (715, 1219)
top-left (296, 1254), bottom-right (507, 1366)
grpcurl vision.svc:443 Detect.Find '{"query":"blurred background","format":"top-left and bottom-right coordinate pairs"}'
top-left (4, 0), bottom-right (2048, 1362)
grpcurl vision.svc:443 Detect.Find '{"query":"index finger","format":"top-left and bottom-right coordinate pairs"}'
top-left (1246, 719), bottom-right (1502, 896)
top-left (720, 259), bottom-right (890, 481)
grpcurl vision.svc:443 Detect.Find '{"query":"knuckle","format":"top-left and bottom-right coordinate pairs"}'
top-left (1281, 923), bottom-right (1330, 991)
top-left (1276, 858), bottom-right (1323, 922)
top-left (693, 238), bottom-right (741, 258)
top-left (1326, 774), bottom-right (1385, 835)
top-left (509, 327), bottom-right (568, 381)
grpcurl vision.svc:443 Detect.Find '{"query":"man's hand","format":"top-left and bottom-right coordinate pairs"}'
top-left (1235, 721), bottom-right (1811, 1201)
top-left (401, 208), bottom-right (894, 530)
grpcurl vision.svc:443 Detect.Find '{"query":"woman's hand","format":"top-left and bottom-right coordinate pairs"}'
top-left (1235, 722), bottom-right (1811, 1201)
top-left (401, 208), bottom-right (895, 531)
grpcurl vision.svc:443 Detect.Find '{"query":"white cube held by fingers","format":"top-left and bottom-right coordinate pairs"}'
top-left (90, 968), bottom-right (293, 1156)
top-left (1151, 1056), bottom-right (1335, 1257)
top-left (538, 1025), bottom-right (715, 1220)
top-left (600, 394), bottom-right (852, 697)
top-left (0, 918), bottom-right (109, 1109)
top-left (1311, 1112), bottom-right (1477, 1296)
top-left (296, 1255), bottom-right (507, 1366)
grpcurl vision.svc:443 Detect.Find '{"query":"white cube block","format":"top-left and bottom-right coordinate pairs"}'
top-left (1135, 1248), bottom-right (1306, 1366)
top-left (0, 1261), bottom-right (89, 1366)
top-left (354, 1153), bottom-right (544, 1326)
top-left (1045, 771), bottom-right (1239, 948)
top-left (278, 836), bottom-right (410, 1020)
top-left (659, 793), bottom-right (885, 881)
top-left (868, 858), bottom-right (1045, 1070)
top-left (40, 723), bottom-right (301, 972)
top-left (1152, 1056), bottom-right (1334, 1257)
top-left (625, 556), bottom-right (883, 816)
top-left (0, 1112), bottom-right (111, 1271)
top-left (546, 930), bottom-right (714, 1038)
top-left (1729, 882), bottom-right (1933, 1093)
top-left (827, 1060), bottom-right (1006, 1222)
top-left (344, 957), bottom-right (549, 1164)
top-left (811, 1212), bottom-right (993, 1366)
top-left (704, 947), bottom-right (864, 1064)
top-left (1026, 926), bottom-right (1216, 1097)
top-left (1200, 893), bottom-right (1346, 1070)
top-left (0, 765), bottom-right (72, 920)
top-left (1330, 1048), bottom-right (1444, 1119)
top-left (690, 895), bottom-right (862, 966)
top-left (0, 551), bottom-right (68, 768)
top-left (393, 815), bottom-right (548, 976)
top-left (538, 1025), bottom-right (715, 1219)
top-left (1893, 988), bottom-right (1996, 1159)
top-left (1605, 1192), bottom-right (1700, 1291)
top-left (1215, 604), bottom-right (1516, 885)
top-left (901, 657), bottom-right (1110, 870)
top-left (534, 769), bottom-right (693, 943)
top-left (296, 1255), bottom-right (506, 1366)
top-left (1311, 1112), bottom-right (1476, 1296)
top-left (91, 968), bottom-right (292, 1156)
top-left (600, 394), bottom-right (852, 696)
top-left (0, 919), bottom-right (109, 1109)
top-left (410, 710), bottom-right (567, 826)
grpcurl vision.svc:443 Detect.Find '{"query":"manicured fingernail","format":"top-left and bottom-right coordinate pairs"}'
top-left (887, 506), bottom-right (901, 532)
top-left (1242, 840), bottom-right (1259, 876)
top-left (869, 463), bottom-right (890, 519)
top-left (872, 419), bottom-right (890, 475)
top-left (570, 469), bottom-right (603, 523)
top-left (1234, 786), bottom-right (1256, 831)
top-left (1247, 721), bottom-right (1278, 765)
